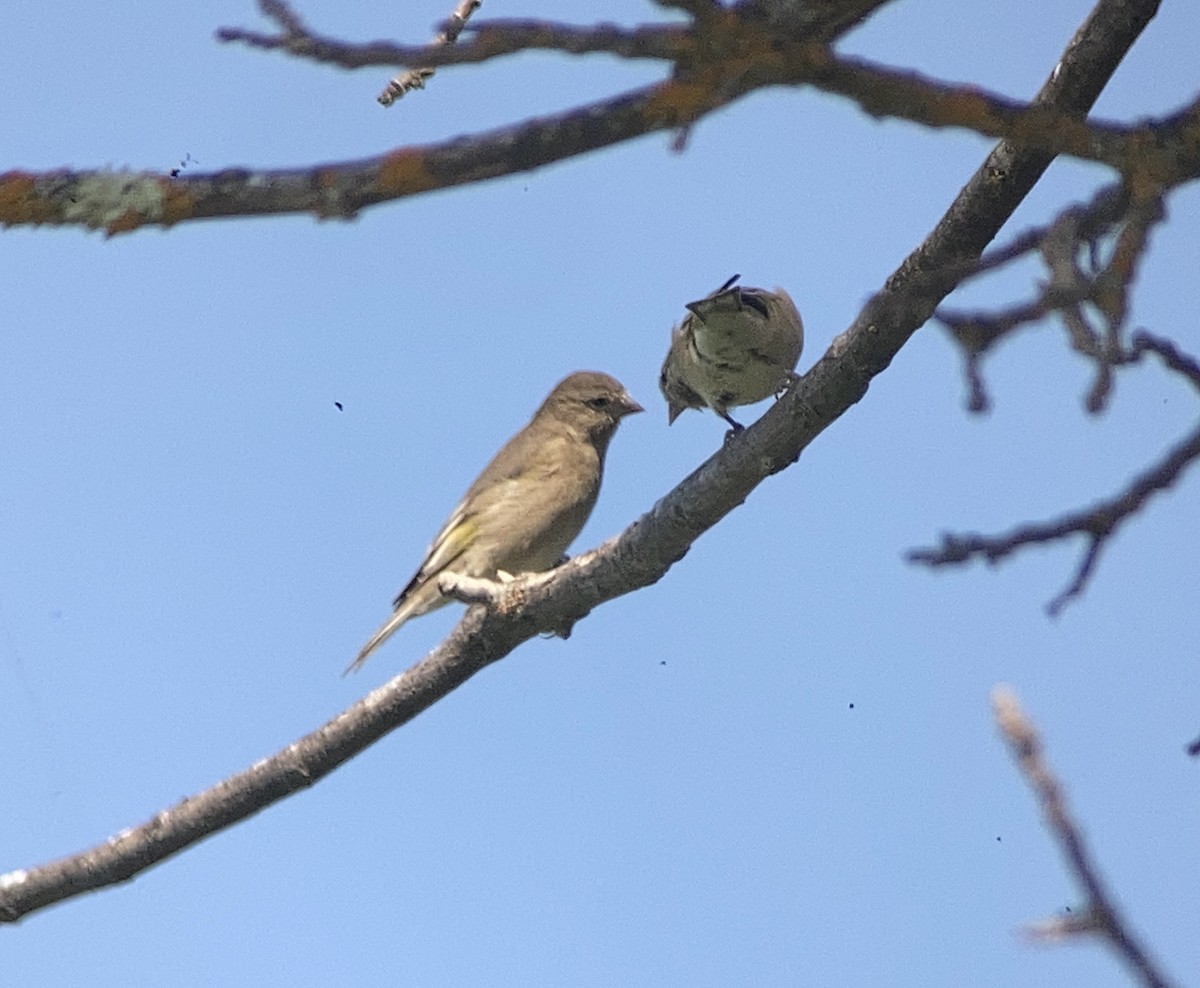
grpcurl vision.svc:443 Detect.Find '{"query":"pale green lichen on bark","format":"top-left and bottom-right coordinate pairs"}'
top-left (61, 170), bottom-right (165, 228)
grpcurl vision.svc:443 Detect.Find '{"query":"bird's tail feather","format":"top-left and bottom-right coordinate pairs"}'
top-left (343, 579), bottom-right (450, 675)
top-left (343, 609), bottom-right (409, 676)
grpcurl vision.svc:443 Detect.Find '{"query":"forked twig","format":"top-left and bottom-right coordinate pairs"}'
top-left (993, 687), bottom-right (1176, 988)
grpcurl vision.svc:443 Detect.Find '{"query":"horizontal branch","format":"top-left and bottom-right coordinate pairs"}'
top-left (218, 16), bottom-right (689, 68)
top-left (216, 3), bottom-right (1200, 177)
top-left (797, 52), bottom-right (1198, 181)
top-left (2, 67), bottom-right (1191, 238)
top-left (219, 0), bottom-right (896, 72)
top-left (0, 0), bottom-right (1161, 923)
top-left (0, 72), bottom-right (751, 234)
top-left (4, 3), bottom-right (1190, 234)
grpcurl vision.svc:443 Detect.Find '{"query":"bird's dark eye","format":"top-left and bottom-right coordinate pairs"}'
top-left (742, 293), bottom-right (769, 317)
top-left (586, 396), bottom-right (611, 409)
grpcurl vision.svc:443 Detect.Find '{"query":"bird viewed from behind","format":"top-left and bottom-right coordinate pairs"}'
top-left (347, 371), bottom-right (644, 674)
top-left (659, 275), bottom-right (804, 430)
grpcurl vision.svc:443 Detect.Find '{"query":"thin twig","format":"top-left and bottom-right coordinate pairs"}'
top-left (937, 284), bottom-right (1107, 414)
top-left (956, 183), bottom-right (1129, 289)
top-left (934, 184), bottom-right (1160, 414)
top-left (992, 687), bottom-right (1177, 988)
top-left (378, 0), bottom-right (482, 106)
top-left (909, 332), bottom-right (1200, 615)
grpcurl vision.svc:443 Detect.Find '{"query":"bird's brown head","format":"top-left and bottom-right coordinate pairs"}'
top-left (540, 371), bottom-right (644, 445)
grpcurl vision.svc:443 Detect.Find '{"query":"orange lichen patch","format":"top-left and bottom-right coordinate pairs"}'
top-left (105, 208), bottom-right (147, 235)
top-left (377, 149), bottom-right (442, 195)
top-left (1127, 105), bottom-right (1200, 185)
top-left (935, 84), bottom-right (991, 118)
top-left (159, 180), bottom-right (197, 229)
top-left (641, 76), bottom-right (724, 128)
top-left (0, 171), bottom-right (60, 226)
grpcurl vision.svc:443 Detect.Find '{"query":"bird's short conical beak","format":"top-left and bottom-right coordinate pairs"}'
top-left (622, 394), bottom-right (645, 416)
top-left (667, 403), bottom-right (682, 425)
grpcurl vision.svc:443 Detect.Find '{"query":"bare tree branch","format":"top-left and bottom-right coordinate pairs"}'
top-left (2, 1), bottom-right (1184, 234)
top-left (938, 284), bottom-right (1097, 413)
top-left (215, 10), bottom-right (692, 68)
top-left (992, 686), bottom-right (1177, 988)
top-left (0, 0), bottom-right (1158, 924)
top-left (805, 59), bottom-right (1194, 180)
top-left (935, 182), bottom-right (1155, 414)
top-left (216, 4), bottom-right (1198, 177)
top-left (909, 330), bottom-right (1200, 615)
top-left (447, 17), bottom-right (689, 62)
top-left (0, 75), bottom-right (751, 234)
top-left (217, 0), bottom-right (896, 72)
top-left (2, 62), bottom-right (1190, 236)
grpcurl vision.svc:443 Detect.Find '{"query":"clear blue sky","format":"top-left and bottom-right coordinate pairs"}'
top-left (3, 1), bottom-right (1198, 985)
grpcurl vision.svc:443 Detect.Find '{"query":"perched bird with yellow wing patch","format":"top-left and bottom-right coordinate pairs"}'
top-left (347, 371), bottom-right (643, 673)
